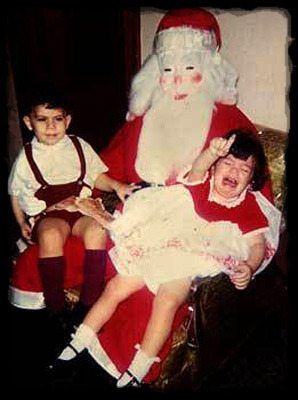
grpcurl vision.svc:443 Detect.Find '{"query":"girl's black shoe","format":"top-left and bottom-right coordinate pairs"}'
top-left (118, 369), bottom-right (142, 388)
top-left (46, 345), bottom-right (86, 384)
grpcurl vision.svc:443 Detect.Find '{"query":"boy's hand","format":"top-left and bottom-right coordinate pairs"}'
top-left (20, 221), bottom-right (34, 244)
top-left (209, 134), bottom-right (236, 158)
top-left (114, 182), bottom-right (140, 203)
top-left (229, 262), bottom-right (253, 290)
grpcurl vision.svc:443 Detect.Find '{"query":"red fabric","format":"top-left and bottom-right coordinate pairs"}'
top-left (12, 236), bottom-right (85, 292)
top-left (157, 8), bottom-right (222, 48)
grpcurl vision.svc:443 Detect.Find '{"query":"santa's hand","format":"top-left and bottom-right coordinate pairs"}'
top-left (126, 112), bottom-right (137, 122)
top-left (209, 135), bottom-right (236, 158)
top-left (229, 262), bottom-right (252, 290)
top-left (114, 182), bottom-right (141, 203)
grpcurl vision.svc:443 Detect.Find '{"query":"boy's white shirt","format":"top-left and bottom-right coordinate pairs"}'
top-left (8, 135), bottom-right (108, 216)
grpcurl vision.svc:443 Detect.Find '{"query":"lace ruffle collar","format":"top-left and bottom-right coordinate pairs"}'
top-left (208, 175), bottom-right (247, 208)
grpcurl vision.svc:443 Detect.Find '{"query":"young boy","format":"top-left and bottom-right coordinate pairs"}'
top-left (8, 87), bottom-right (135, 324)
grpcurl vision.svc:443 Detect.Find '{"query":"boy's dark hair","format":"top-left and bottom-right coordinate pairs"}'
top-left (224, 129), bottom-right (268, 191)
top-left (21, 83), bottom-right (71, 116)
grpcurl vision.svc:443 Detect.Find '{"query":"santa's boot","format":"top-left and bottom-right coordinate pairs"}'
top-left (116, 344), bottom-right (160, 388)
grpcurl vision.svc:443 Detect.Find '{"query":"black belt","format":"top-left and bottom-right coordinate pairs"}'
top-left (125, 181), bottom-right (164, 199)
top-left (134, 181), bottom-right (164, 191)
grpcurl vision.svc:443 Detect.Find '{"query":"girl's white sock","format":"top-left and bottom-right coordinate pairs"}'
top-left (58, 323), bottom-right (96, 361)
top-left (116, 344), bottom-right (160, 387)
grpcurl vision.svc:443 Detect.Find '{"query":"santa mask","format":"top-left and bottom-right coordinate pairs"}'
top-left (132, 9), bottom-right (239, 184)
top-left (158, 50), bottom-right (204, 100)
top-left (128, 8), bottom-right (238, 118)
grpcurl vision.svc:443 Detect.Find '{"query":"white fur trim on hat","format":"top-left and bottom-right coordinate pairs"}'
top-left (154, 26), bottom-right (218, 54)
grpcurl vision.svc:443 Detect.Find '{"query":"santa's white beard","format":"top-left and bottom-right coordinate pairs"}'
top-left (135, 88), bottom-right (214, 184)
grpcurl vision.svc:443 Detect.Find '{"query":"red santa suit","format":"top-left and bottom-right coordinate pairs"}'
top-left (9, 8), bottom-right (281, 384)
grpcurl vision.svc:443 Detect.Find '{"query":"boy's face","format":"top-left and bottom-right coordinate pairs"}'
top-left (212, 154), bottom-right (255, 200)
top-left (23, 105), bottom-right (71, 146)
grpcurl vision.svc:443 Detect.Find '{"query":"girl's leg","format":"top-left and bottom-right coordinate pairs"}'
top-left (141, 278), bottom-right (192, 356)
top-left (72, 216), bottom-right (107, 314)
top-left (117, 278), bottom-right (191, 387)
top-left (37, 217), bottom-right (70, 313)
top-left (57, 274), bottom-right (145, 361)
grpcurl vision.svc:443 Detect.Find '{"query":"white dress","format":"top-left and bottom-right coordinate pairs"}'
top-left (108, 182), bottom-right (264, 294)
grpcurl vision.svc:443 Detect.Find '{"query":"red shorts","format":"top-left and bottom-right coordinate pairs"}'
top-left (31, 210), bottom-right (83, 242)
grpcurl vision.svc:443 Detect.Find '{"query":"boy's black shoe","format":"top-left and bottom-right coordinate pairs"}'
top-left (46, 307), bottom-right (75, 355)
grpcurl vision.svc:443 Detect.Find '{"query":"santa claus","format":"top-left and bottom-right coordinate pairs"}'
top-left (9, 8), bottom-right (280, 387)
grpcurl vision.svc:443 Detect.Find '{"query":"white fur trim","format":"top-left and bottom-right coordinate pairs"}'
top-left (88, 337), bottom-right (121, 379)
top-left (16, 238), bottom-right (28, 253)
top-left (252, 191), bottom-right (282, 274)
top-left (155, 27), bottom-right (217, 54)
top-left (243, 227), bottom-right (269, 238)
top-left (8, 286), bottom-right (46, 309)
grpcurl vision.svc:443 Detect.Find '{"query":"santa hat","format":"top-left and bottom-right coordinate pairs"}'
top-left (128, 8), bottom-right (238, 119)
top-left (154, 8), bottom-right (221, 54)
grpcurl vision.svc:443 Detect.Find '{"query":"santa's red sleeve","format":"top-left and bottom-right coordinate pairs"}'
top-left (100, 117), bottom-right (144, 183)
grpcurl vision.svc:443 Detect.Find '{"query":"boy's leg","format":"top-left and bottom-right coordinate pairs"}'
top-left (37, 217), bottom-right (71, 313)
top-left (72, 217), bottom-right (108, 319)
top-left (117, 278), bottom-right (191, 387)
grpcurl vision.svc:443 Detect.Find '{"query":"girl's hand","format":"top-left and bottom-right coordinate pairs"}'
top-left (209, 134), bottom-right (236, 158)
top-left (114, 182), bottom-right (141, 203)
top-left (75, 197), bottom-right (114, 228)
top-left (229, 262), bottom-right (253, 290)
top-left (20, 221), bottom-right (34, 244)
top-left (52, 196), bottom-right (78, 212)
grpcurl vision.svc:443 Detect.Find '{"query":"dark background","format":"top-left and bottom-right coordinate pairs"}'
top-left (4, 6), bottom-right (140, 151)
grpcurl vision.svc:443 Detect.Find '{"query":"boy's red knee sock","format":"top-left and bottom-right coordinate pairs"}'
top-left (38, 256), bottom-right (65, 313)
top-left (79, 249), bottom-right (106, 307)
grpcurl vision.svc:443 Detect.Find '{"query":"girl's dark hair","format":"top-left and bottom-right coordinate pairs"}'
top-left (224, 129), bottom-right (268, 191)
top-left (22, 83), bottom-right (71, 116)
